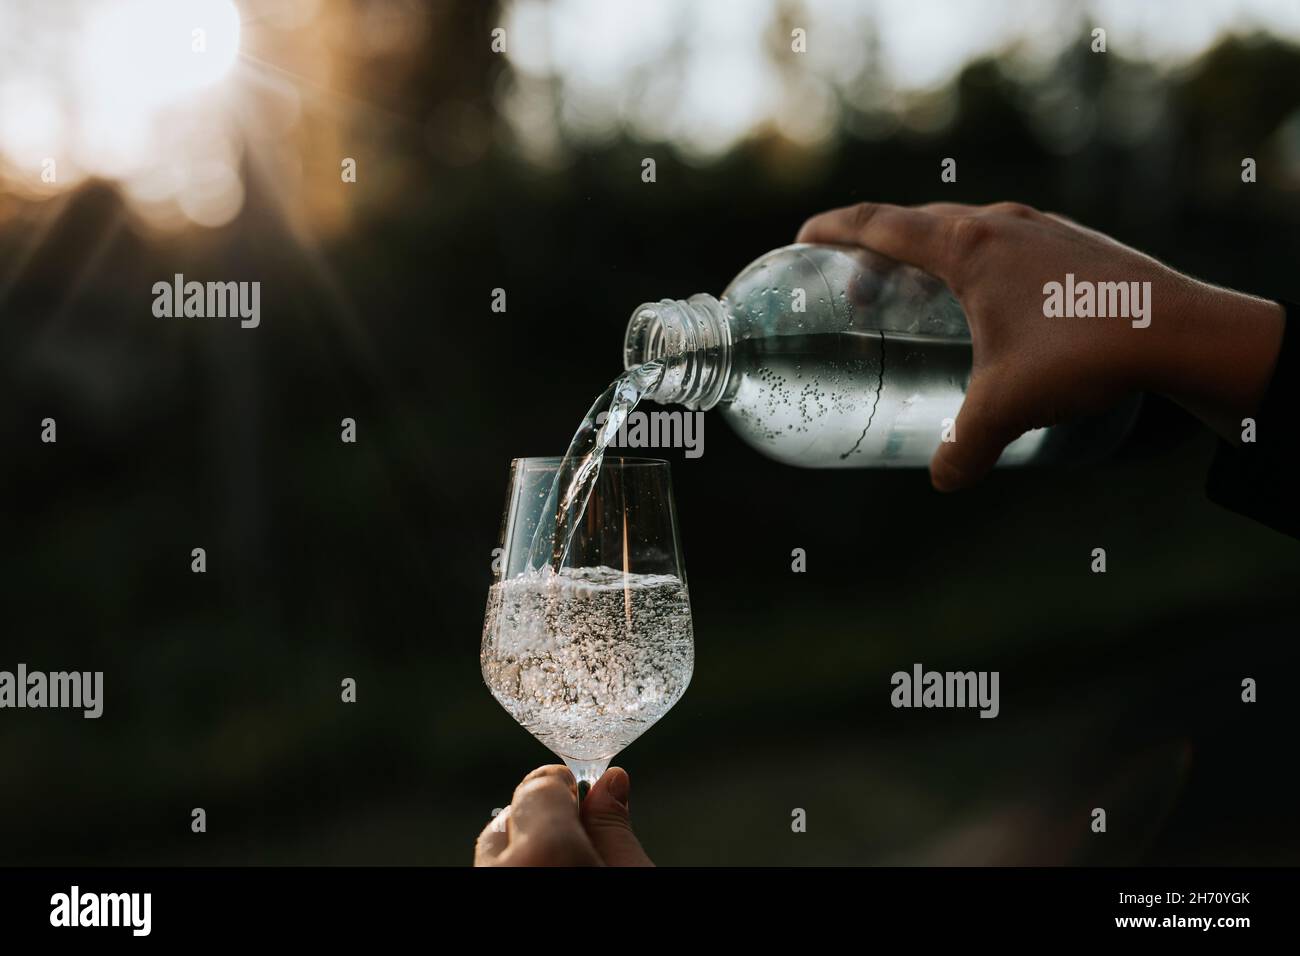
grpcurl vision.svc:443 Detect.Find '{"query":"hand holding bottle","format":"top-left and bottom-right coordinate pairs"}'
top-left (797, 201), bottom-right (1286, 491)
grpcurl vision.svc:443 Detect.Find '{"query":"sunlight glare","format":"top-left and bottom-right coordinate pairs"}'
top-left (78, 0), bottom-right (241, 113)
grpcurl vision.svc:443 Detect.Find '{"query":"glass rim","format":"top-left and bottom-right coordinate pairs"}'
top-left (511, 455), bottom-right (671, 470)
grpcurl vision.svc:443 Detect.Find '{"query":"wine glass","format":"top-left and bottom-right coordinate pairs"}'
top-left (481, 456), bottom-right (694, 792)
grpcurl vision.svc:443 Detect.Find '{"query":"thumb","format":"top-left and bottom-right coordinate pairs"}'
top-left (580, 767), bottom-right (654, 867)
top-left (930, 372), bottom-right (1026, 492)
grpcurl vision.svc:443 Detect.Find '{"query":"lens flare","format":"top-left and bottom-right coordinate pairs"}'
top-left (78, 0), bottom-right (241, 112)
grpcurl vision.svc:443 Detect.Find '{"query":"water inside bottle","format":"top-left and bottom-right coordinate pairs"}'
top-left (724, 328), bottom-right (1049, 467)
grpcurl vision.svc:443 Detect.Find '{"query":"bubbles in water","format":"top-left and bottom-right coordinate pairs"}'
top-left (482, 567), bottom-right (694, 761)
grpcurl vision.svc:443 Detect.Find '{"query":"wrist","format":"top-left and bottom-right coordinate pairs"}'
top-left (1145, 281), bottom-right (1284, 439)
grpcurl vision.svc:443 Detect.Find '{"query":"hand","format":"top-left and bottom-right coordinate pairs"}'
top-left (473, 765), bottom-right (654, 867)
top-left (797, 201), bottom-right (1285, 491)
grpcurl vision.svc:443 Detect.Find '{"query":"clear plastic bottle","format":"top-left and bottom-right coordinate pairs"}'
top-left (623, 243), bottom-right (1139, 468)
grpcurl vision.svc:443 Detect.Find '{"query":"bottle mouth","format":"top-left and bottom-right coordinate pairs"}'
top-left (623, 306), bottom-right (667, 370)
top-left (623, 295), bottom-right (730, 410)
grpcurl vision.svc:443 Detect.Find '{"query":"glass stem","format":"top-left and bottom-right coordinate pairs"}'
top-left (563, 757), bottom-right (610, 803)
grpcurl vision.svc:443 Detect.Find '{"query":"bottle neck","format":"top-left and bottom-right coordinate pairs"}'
top-left (623, 293), bottom-right (732, 410)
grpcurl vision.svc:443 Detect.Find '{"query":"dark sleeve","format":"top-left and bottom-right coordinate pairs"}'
top-left (1205, 299), bottom-right (1299, 538)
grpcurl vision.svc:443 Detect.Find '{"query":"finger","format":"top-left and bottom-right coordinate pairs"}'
top-left (929, 372), bottom-right (1028, 492)
top-left (504, 765), bottom-right (602, 866)
top-left (917, 202), bottom-right (978, 218)
top-left (796, 202), bottom-right (953, 277)
top-left (508, 765), bottom-right (579, 842)
top-left (580, 767), bottom-right (654, 867)
top-left (473, 806), bottom-right (510, 866)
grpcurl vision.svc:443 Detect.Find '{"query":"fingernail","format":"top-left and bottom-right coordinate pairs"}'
top-left (607, 767), bottom-right (630, 808)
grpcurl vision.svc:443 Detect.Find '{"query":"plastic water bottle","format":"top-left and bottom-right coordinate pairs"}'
top-left (623, 243), bottom-right (1137, 468)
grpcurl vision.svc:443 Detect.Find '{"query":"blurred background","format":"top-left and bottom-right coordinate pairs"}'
top-left (2, 0), bottom-right (1299, 865)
